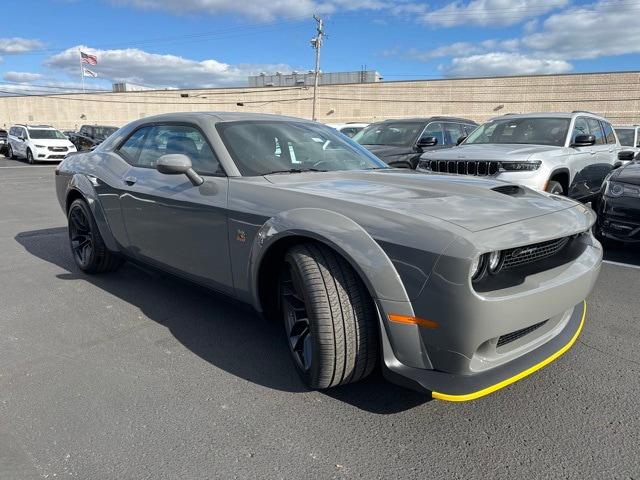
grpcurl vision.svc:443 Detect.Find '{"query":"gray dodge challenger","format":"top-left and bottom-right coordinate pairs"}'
top-left (55, 112), bottom-right (602, 401)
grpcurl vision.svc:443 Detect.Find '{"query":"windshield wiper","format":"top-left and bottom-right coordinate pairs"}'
top-left (264, 168), bottom-right (328, 175)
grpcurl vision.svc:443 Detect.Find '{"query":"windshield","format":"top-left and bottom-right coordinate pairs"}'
top-left (352, 122), bottom-right (425, 146)
top-left (217, 121), bottom-right (388, 176)
top-left (93, 126), bottom-right (118, 139)
top-left (464, 117), bottom-right (570, 147)
top-left (615, 128), bottom-right (635, 147)
top-left (28, 129), bottom-right (67, 140)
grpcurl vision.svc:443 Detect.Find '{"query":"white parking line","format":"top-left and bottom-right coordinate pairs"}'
top-left (603, 260), bottom-right (640, 270)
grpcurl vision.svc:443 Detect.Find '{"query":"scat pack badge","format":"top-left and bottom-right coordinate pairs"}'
top-left (236, 229), bottom-right (247, 243)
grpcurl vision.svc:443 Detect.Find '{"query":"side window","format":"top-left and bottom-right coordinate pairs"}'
top-left (443, 123), bottom-right (464, 145)
top-left (420, 122), bottom-right (444, 145)
top-left (463, 124), bottom-right (476, 136)
top-left (572, 117), bottom-right (590, 142)
top-left (586, 118), bottom-right (605, 145)
top-left (79, 126), bottom-right (88, 135)
top-left (601, 122), bottom-right (616, 144)
top-left (118, 126), bottom-right (151, 164)
top-left (9, 127), bottom-right (14, 136)
top-left (125, 124), bottom-right (222, 175)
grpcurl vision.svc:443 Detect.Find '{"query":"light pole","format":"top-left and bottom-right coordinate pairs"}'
top-left (310, 15), bottom-right (325, 122)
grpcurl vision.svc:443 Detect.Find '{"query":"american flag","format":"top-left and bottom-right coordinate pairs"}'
top-left (80, 51), bottom-right (98, 65)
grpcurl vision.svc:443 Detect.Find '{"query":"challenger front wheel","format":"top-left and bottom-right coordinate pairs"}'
top-left (280, 243), bottom-right (378, 389)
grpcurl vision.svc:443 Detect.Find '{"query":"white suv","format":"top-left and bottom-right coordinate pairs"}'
top-left (7, 124), bottom-right (76, 164)
top-left (417, 111), bottom-right (622, 202)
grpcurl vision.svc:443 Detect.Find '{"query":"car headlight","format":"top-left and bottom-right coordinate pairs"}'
top-left (470, 255), bottom-right (485, 281)
top-left (471, 251), bottom-right (504, 281)
top-left (499, 161), bottom-right (541, 172)
top-left (604, 180), bottom-right (640, 198)
top-left (487, 251), bottom-right (503, 274)
top-left (35, 144), bottom-right (46, 148)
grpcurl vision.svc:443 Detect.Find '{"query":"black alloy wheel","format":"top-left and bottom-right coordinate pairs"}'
top-left (281, 262), bottom-right (313, 373)
top-left (68, 202), bottom-right (95, 269)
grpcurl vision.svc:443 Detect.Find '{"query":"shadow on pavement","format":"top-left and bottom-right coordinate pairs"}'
top-left (15, 227), bottom-right (429, 414)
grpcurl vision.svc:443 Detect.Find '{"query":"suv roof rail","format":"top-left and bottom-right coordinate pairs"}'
top-left (571, 110), bottom-right (599, 116)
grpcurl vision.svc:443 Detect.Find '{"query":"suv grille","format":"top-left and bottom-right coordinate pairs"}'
top-left (502, 236), bottom-right (571, 270)
top-left (425, 159), bottom-right (500, 176)
top-left (497, 320), bottom-right (548, 348)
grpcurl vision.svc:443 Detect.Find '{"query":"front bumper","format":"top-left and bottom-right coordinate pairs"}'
top-left (382, 301), bottom-right (585, 401)
top-left (35, 148), bottom-right (74, 161)
top-left (377, 205), bottom-right (601, 400)
top-left (598, 195), bottom-right (640, 243)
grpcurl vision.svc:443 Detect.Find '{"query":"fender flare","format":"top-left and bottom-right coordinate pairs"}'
top-left (248, 208), bottom-right (412, 311)
top-left (547, 167), bottom-right (571, 190)
top-left (66, 173), bottom-right (121, 252)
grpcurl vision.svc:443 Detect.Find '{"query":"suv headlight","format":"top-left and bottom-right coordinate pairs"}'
top-left (604, 180), bottom-right (640, 198)
top-left (499, 161), bottom-right (541, 172)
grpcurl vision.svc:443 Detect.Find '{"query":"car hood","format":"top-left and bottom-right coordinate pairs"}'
top-left (265, 170), bottom-right (578, 232)
top-left (362, 145), bottom-right (414, 159)
top-left (612, 162), bottom-right (640, 186)
top-left (422, 143), bottom-right (560, 161)
top-left (31, 138), bottom-right (74, 148)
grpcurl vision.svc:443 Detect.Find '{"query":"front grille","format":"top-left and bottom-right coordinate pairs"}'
top-left (502, 236), bottom-right (571, 270)
top-left (426, 159), bottom-right (500, 176)
top-left (48, 154), bottom-right (65, 159)
top-left (48, 146), bottom-right (68, 152)
top-left (497, 320), bottom-right (548, 348)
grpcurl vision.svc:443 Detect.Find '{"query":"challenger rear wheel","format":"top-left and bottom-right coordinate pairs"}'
top-left (280, 243), bottom-right (378, 389)
top-left (68, 198), bottom-right (123, 273)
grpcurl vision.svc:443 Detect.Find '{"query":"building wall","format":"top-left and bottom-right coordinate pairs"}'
top-left (1, 71), bottom-right (639, 131)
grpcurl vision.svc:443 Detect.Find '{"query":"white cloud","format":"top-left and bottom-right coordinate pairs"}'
top-left (0, 37), bottom-right (44, 54)
top-left (523, 1), bottom-right (640, 59)
top-left (423, 0), bottom-right (568, 27)
top-left (443, 52), bottom-right (572, 76)
top-left (45, 46), bottom-right (295, 88)
top-left (111, 0), bottom-right (402, 21)
top-left (3, 71), bottom-right (43, 83)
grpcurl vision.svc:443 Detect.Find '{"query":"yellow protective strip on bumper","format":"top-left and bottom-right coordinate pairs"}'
top-left (432, 301), bottom-right (586, 402)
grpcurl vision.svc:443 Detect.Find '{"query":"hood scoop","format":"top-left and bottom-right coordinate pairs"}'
top-left (492, 184), bottom-right (525, 196)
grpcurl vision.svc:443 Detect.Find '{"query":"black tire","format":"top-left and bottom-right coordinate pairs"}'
top-left (67, 198), bottom-right (123, 273)
top-left (546, 180), bottom-right (564, 195)
top-left (280, 242), bottom-right (378, 389)
top-left (7, 144), bottom-right (14, 159)
top-left (26, 148), bottom-right (35, 164)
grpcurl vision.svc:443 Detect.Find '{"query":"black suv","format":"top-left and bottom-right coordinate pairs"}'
top-left (68, 124), bottom-right (118, 151)
top-left (352, 117), bottom-right (477, 168)
top-left (0, 129), bottom-right (7, 155)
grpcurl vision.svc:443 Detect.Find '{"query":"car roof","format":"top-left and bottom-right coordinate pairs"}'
top-left (376, 116), bottom-right (477, 124)
top-left (138, 111), bottom-right (312, 124)
top-left (490, 111), bottom-right (608, 121)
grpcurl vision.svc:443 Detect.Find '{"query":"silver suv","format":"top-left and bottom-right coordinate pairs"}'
top-left (417, 111), bottom-right (621, 201)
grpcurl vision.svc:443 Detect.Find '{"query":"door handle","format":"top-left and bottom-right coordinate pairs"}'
top-left (124, 176), bottom-right (137, 185)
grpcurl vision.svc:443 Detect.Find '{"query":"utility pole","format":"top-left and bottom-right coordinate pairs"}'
top-left (310, 15), bottom-right (324, 121)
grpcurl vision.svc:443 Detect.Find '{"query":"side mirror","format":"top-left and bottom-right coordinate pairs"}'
top-left (456, 135), bottom-right (467, 146)
top-left (417, 136), bottom-right (438, 148)
top-left (571, 134), bottom-right (596, 147)
top-left (156, 154), bottom-right (204, 186)
top-left (613, 161), bottom-right (623, 169)
top-left (618, 150), bottom-right (635, 161)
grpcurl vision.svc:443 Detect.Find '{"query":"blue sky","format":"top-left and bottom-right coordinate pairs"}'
top-left (1, 0), bottom-right (639, 92)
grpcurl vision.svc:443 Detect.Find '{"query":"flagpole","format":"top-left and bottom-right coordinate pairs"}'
top-left (79, 49), bottom-right (84, 93)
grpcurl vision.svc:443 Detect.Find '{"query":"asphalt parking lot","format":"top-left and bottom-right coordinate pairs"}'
top-left (1, 156), bottom-right (639, 479)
